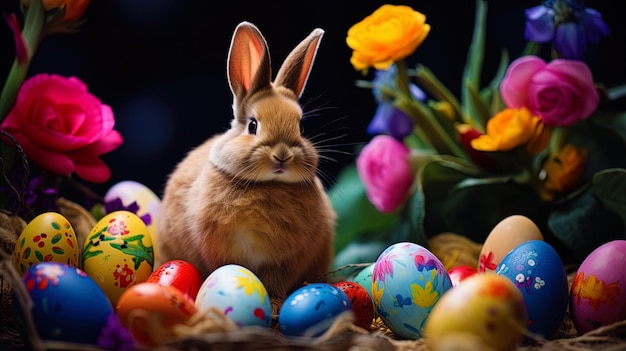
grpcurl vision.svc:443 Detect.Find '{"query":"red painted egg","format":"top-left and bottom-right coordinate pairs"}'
top-left (147, 259), bottom-right (203, 300)
top-left (332, 281), bottom-right (375, 329)
top-left (448, 265), bottom-right (478, 287)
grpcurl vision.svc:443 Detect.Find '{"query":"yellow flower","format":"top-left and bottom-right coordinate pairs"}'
top-left (346, 4), bottom-right (430, 71)
top-left (372, 279), bottom-right (384, 307)
top-left (234, 267), bottom-right (268, 304)
top-left (410, 281), bottom-right (439, 308)
top-left (539, 144), bottom-right (587, 201)
top-left (471, 108), bottom-right (550, 154)
top-left (22, 0), bottom-right (91, 22)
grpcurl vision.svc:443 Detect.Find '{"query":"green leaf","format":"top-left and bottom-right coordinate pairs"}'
top-left (591, 110), bottom-right (626, 143)
top-left (51, 233), bottom-right (62, 244)
top-left (461, 0), bottom-right (487, 127)
top-left (588, 168), bottom-right (626, 226)
top-left (329, 164), bottom-right (400, 254)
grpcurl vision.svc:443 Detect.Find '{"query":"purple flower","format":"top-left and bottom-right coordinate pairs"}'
top-left (104, 197), bottom-right (152, 225)
top-left (524, 0), bottom-right (610, 60)
top-left (98, 313), bottom-right (137, 351)
top-left (372, 64), bottom-right (426, 103)
top-left (367, 103), bottom-right (414, 140)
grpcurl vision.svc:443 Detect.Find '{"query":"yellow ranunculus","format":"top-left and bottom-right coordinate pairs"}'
top-left (346, 4), bottom-right (431, 71)
top-left (471, 108), bottom-right (549, 153)
top-left (539, 144), bottom-right (588, 201)
top-left (22, 0), bottom-right (91, 21)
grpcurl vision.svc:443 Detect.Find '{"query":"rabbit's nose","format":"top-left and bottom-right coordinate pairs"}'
top-left (273, 153), bottom-right (293, 164)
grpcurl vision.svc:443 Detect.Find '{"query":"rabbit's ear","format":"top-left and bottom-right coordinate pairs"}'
top-left (275, 28), bottom-right (324, 99)
top-left (227, 21), bottom-right (272, 101)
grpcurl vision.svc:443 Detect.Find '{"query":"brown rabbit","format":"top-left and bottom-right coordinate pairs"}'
top-left (156, 21), bottom-right (335, 309)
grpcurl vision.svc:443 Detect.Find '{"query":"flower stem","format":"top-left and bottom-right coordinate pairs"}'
top-left (410, 64), bottom-right (463, 121)
top-left (0, 0), bottom-right (45, 122)
top-left (394, 61), bottom-right (467, 159)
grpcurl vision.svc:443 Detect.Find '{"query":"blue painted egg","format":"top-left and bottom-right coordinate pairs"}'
top-left (496, 240), bottom-right (569, 337)
top-left (195, 264), bottom-right (272, 328)
top-left (372, 242), bottom-right (452, 339)
top-left (20, 262), bottom-right (114, 345)
top-left (279, 283), bottom-right (352, 337)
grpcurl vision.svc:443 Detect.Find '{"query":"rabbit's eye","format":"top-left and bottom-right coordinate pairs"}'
top-left (247, 117), bottom-right (258, 135)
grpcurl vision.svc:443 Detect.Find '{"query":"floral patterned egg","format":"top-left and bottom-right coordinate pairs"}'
top-left (372, 242), bottom-right (452, 339)
top-left (116, 282), bottom-right (198, 347)
top-left (195, 264), bottom-right (272, 328)
top-left (569, 240), bottom-right (626, 334)
top-left (82, 210), bottom-right (155, 306)
top-left (19, 262), bottom-right (114, 345)
top-left (103, 180), bottom-right (161, 260)
top-left (496, 240), bottom-right (569, 338)
top-left (12, 212), bottom-right (79, 275)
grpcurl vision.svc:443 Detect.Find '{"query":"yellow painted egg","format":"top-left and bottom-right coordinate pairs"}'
top-left (478, 215), bottom-right (543, 273)
top-left (103, 180), bottom-right (161, 261)
top-left (424, 273), bottom-right (528, 351)
top-left (82, 210), bottom-right (154, 306)
top-left (12, 212), bottom-right (79, 275)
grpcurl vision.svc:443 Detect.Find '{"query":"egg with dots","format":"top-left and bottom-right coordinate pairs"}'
top-left (12, 212), bottom-right (79, 275)
top-left (569, 240), bottom-right (626, 334)
top-left (19, 262), bottom-right (114, 345)
top-left (195, 264), bottom-right (272, 328)
top-left (496, 240), bottom-right (569, 338)
top-left (332, 281), bottom-right (375, 329)
top-left (82, 210), bottom-right (155, 306)
top-left (372, 242), bottom-right (452, 339)
top-left (424, 273), bottom-right (527, 351)
top-left (116, 282), bottom-right (198, 348)
top-left (478, 215), bottom-right (544, 273)
top-left (278, 283), bottom-right (352, 337)
top-left (147, 259), bottom-right (203, 300)
top-left (103, 180), bottom-right (161, 260)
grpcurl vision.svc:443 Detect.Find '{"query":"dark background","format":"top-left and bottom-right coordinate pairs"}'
top-left (1, 0), bottom-right (625, 199)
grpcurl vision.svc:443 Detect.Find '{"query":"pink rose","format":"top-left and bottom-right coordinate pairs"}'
top-left (356, 135), bottom-right (413, 213)
top-left (1, 74), bottom-right (123, 183)
top-left (500, 55), bottom-right (599, 127)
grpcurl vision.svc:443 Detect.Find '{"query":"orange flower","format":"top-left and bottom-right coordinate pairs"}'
top-left (471, 108), bottom-right (550, 154)
top-left (346, 4), bottom-right (430, 71)
top-left (22, 0), bottom-right (91, 22)
top-left (539, 144), bottom-right (587, 201)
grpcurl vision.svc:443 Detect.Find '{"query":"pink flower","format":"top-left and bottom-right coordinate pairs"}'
top-left (356, 135), bottom-right (412, 213)
top-left (1, 74), bottom-right (123, 183)
top-left (500, 55), bottom-right (599, 127)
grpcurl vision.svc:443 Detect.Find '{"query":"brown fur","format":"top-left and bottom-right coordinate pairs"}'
top-left (156, 22), bottom-right (335, 303)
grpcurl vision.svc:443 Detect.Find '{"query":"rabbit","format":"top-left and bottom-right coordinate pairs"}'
top-left (155, 21), bottom-right (336, 312)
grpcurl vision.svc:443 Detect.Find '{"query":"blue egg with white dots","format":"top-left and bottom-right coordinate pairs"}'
top-left (496, 240), bottom-right (569, 338)
top-left (278, 283), bottom-right (352, 337)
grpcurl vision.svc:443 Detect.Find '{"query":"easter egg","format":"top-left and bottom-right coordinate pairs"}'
top-left (195, 264), bottom-right (271, 328)
top-left (279, 283), bottom-right (352, 337)
top-left (147, 259), bottom-right (203, 300)
top-left (569, 240), bottom-right (626, 334)
top-left (20, 262), bottom-right (114, 345)
top-left (104, 180), bottom-right (161, 260)
top-left (496, 240), bottom-right (569, 337)
top-left (332, 281), bottom-right (375, 329)
top-left (479, 215), bottom-right (544, 273)
top-left (352, 263), bottom-right (375, 299)
top-left (12, 212), bottom-right (79, 275)
top-left (116, 282), bottom-right (198, 347)
top-left (82, 210), bottom-right (155, 306)
top-left (448, 265), bottom-right (478, 287)
top-left (372, 242), bottom-right (452, 339)
top-left (424, 273), bottom-right (527, 351)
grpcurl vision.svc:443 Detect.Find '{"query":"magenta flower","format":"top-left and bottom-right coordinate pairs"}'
top-left (500, 55), bottom-right (599, 127)
top-left (356, 135), bottom-right (413, 213)
top-left (524, 0), bottom-right (610, 60)
top-left (1, 74), bottom-right (123, 183)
